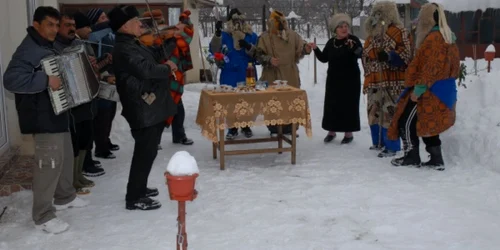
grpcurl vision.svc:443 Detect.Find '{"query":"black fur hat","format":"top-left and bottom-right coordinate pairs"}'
top-left (227, 8), bottom-right (242, 21)
top-left (108, 5), bottom-right (139, 32)
top-left (74, 12), bottom-right (91, 29)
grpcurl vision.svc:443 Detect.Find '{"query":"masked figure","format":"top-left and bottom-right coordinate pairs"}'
top-left (388, 3), bottom-right (460, 170)
top-left (362, 1), bottom-right (413, 157)
top-left (210, 8), bottom-right (259, 139)
top-left (257, 10), bottom-right (312, 136)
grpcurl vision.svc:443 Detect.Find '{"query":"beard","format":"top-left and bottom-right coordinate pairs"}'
top-left (232, 30), bottom-right (246, 50)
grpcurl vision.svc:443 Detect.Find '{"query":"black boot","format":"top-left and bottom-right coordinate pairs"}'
top-left (391, 136), bottom-right (420, 167)
top-left (391, 147), bottom-right (421, 167)
top-left (421, 146), bottom-right (445, 171)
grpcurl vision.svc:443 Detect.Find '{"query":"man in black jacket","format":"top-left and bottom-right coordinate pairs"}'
top-left (3, 6), bottom-right (88, 234)
top-left (108, 5), bottom-right (177, 210)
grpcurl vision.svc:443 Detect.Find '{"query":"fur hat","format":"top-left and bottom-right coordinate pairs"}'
top-left (108, 5), bottom-right (139, 32)
top-left (86, 8), bottom-right (103, 25)
top-left (365, 1), bottom-right (403, 36)
top-left (74, 12), bottom-right (91, 30)
top-left (329, 13), bottom-right (351, 32)
top-left (415, 2), bottom-right (454, 48)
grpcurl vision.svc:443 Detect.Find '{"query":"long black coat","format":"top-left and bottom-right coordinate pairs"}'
top-left (313, 34), bottom-right (362, 132)
top-left (112, 33), bottom-right (177, 130)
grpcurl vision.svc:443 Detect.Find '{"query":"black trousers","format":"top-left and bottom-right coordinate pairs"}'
top-left (171, 99), bottom-right (186, 142)
top-left (126, 122), bottom-right (165, 202)
top-left (70, 120), bottom-right (94, 157)
top-left (398, 99), bottom-right (441, 152)
top-left (93, 100), bottom-right (117, 153)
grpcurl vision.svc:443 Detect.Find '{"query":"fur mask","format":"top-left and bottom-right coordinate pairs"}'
top-left (365, 1), bottom-right (403, 37)
top-left (268, 10), bottom-right (289, 41)
top-left (415, 3), bottom-right (454, 49)
top-left (225, 13), bottom-right (253, 50)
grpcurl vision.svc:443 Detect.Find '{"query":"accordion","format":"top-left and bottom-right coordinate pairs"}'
top-left (41, 44), bottom-right (100, 115)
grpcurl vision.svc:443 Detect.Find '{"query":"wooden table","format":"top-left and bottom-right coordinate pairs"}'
top-left (196, 86), bottom-right (312, 170)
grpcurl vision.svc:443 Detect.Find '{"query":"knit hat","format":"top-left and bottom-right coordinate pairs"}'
top-left (179, 10), bottom-right (193, 26)
top-left (328, 13), bottom-right (351, 32)
top-left (74, 12), bottom-right (91, 29)
top-left (86, 8), bottom-right (103, 25)
top-left (108, 5), bottom-right (140, 32)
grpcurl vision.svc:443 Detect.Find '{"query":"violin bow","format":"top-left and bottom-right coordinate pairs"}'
top-left (144, 0), bottom-right (177, 80)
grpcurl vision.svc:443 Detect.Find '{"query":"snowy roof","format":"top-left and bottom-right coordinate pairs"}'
top-left (286, 11), bottom-right (301, 19)
top-left (433, 0), bottom-right (500, 13)
top-left (353, 17), bottom-right (361, 26)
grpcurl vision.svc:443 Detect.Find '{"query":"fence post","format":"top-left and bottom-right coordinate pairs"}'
top-left (314, 37), bottom-right (317, 84)
top-left (262, 5), bottom-right (267, 32)
top-left (307, 23), bottom-right (310, 39)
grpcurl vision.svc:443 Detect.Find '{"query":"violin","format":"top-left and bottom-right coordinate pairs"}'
top-left (138, 25), bottom-right (178, 47)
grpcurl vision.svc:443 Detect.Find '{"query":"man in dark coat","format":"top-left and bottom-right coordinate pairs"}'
top-left (3, 6), bottom-right (88, 234)
top-left (108, 5), bottom-right (177, 210)
top-left (86, 8), bottom-right (120, 160)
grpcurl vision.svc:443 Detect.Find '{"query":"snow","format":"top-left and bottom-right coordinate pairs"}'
top-left (1, 41), bottom-right (500, 250)
top-left (486, 44), bottom-right (496, 53)
top-left (433, 0), bottom-right (500, 13)
top-left (166, 151), bottom-right (200, 176)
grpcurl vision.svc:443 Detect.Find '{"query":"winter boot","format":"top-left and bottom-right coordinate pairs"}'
top-left (241, 127), bottom-right (253, 138)
top-left (391, 147), bottom-right (421, 167)
top-left (377, 149), bottom-right (397, 158)
top-left (73, 156), bottom-right (90, 195)
top-left (421, 146), bottom-right (445, 171)
top-left (77, 151), bottom-right (95, 188)
top-left (226, 128), bottom-right (238, 140)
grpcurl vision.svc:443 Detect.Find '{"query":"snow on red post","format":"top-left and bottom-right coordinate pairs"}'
top-left (485, 44), bottom-right (496, 73)
top-left (165, 151), bottom-right (200, 250)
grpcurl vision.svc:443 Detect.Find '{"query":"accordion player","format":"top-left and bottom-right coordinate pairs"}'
top-left (41, 44), bottom-right (100, 115)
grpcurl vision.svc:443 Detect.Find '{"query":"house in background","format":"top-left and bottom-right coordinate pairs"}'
top-left (0, 0), bottom-right (214, 196)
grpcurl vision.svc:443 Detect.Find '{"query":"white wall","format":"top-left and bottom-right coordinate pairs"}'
top-left (0, 0), bottom-right (60, 156)
top-left (1, 0), bottom-right (31, 155)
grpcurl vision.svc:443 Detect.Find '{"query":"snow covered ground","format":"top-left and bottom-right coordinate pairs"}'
top-left (1, 47), bottom-right (500, 250)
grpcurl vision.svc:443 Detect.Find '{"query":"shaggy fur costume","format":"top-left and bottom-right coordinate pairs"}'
top-left (268, 10), bottom-right (290, 41)
top-left (365, 1), bottom-right (403, 37)
top-left (415, 3), bottom-right (454, 49)
top-left (225, 13), bottom-right (253, 50)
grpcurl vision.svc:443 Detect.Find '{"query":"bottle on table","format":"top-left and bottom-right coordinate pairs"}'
top-left (246, 62), bottom-right (256, 87)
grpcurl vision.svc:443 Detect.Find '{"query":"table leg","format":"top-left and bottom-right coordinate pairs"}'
top-left (212, 142), bottom-right (217, 159)
top-left (219, 127), bottom-right (225, 170)
top-left (278, 125), bottom-right (283, 154)
top-left (291, 123), bottom-right (297, 164)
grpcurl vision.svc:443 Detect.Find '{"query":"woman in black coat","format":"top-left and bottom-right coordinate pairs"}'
top-left (311, 13), bottom-right (362, 144)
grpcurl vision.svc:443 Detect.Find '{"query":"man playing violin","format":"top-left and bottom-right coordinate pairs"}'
top-left (141, 9), bottom-right (195, 147)
top-left (108, 5), bottom-right (177, 211)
